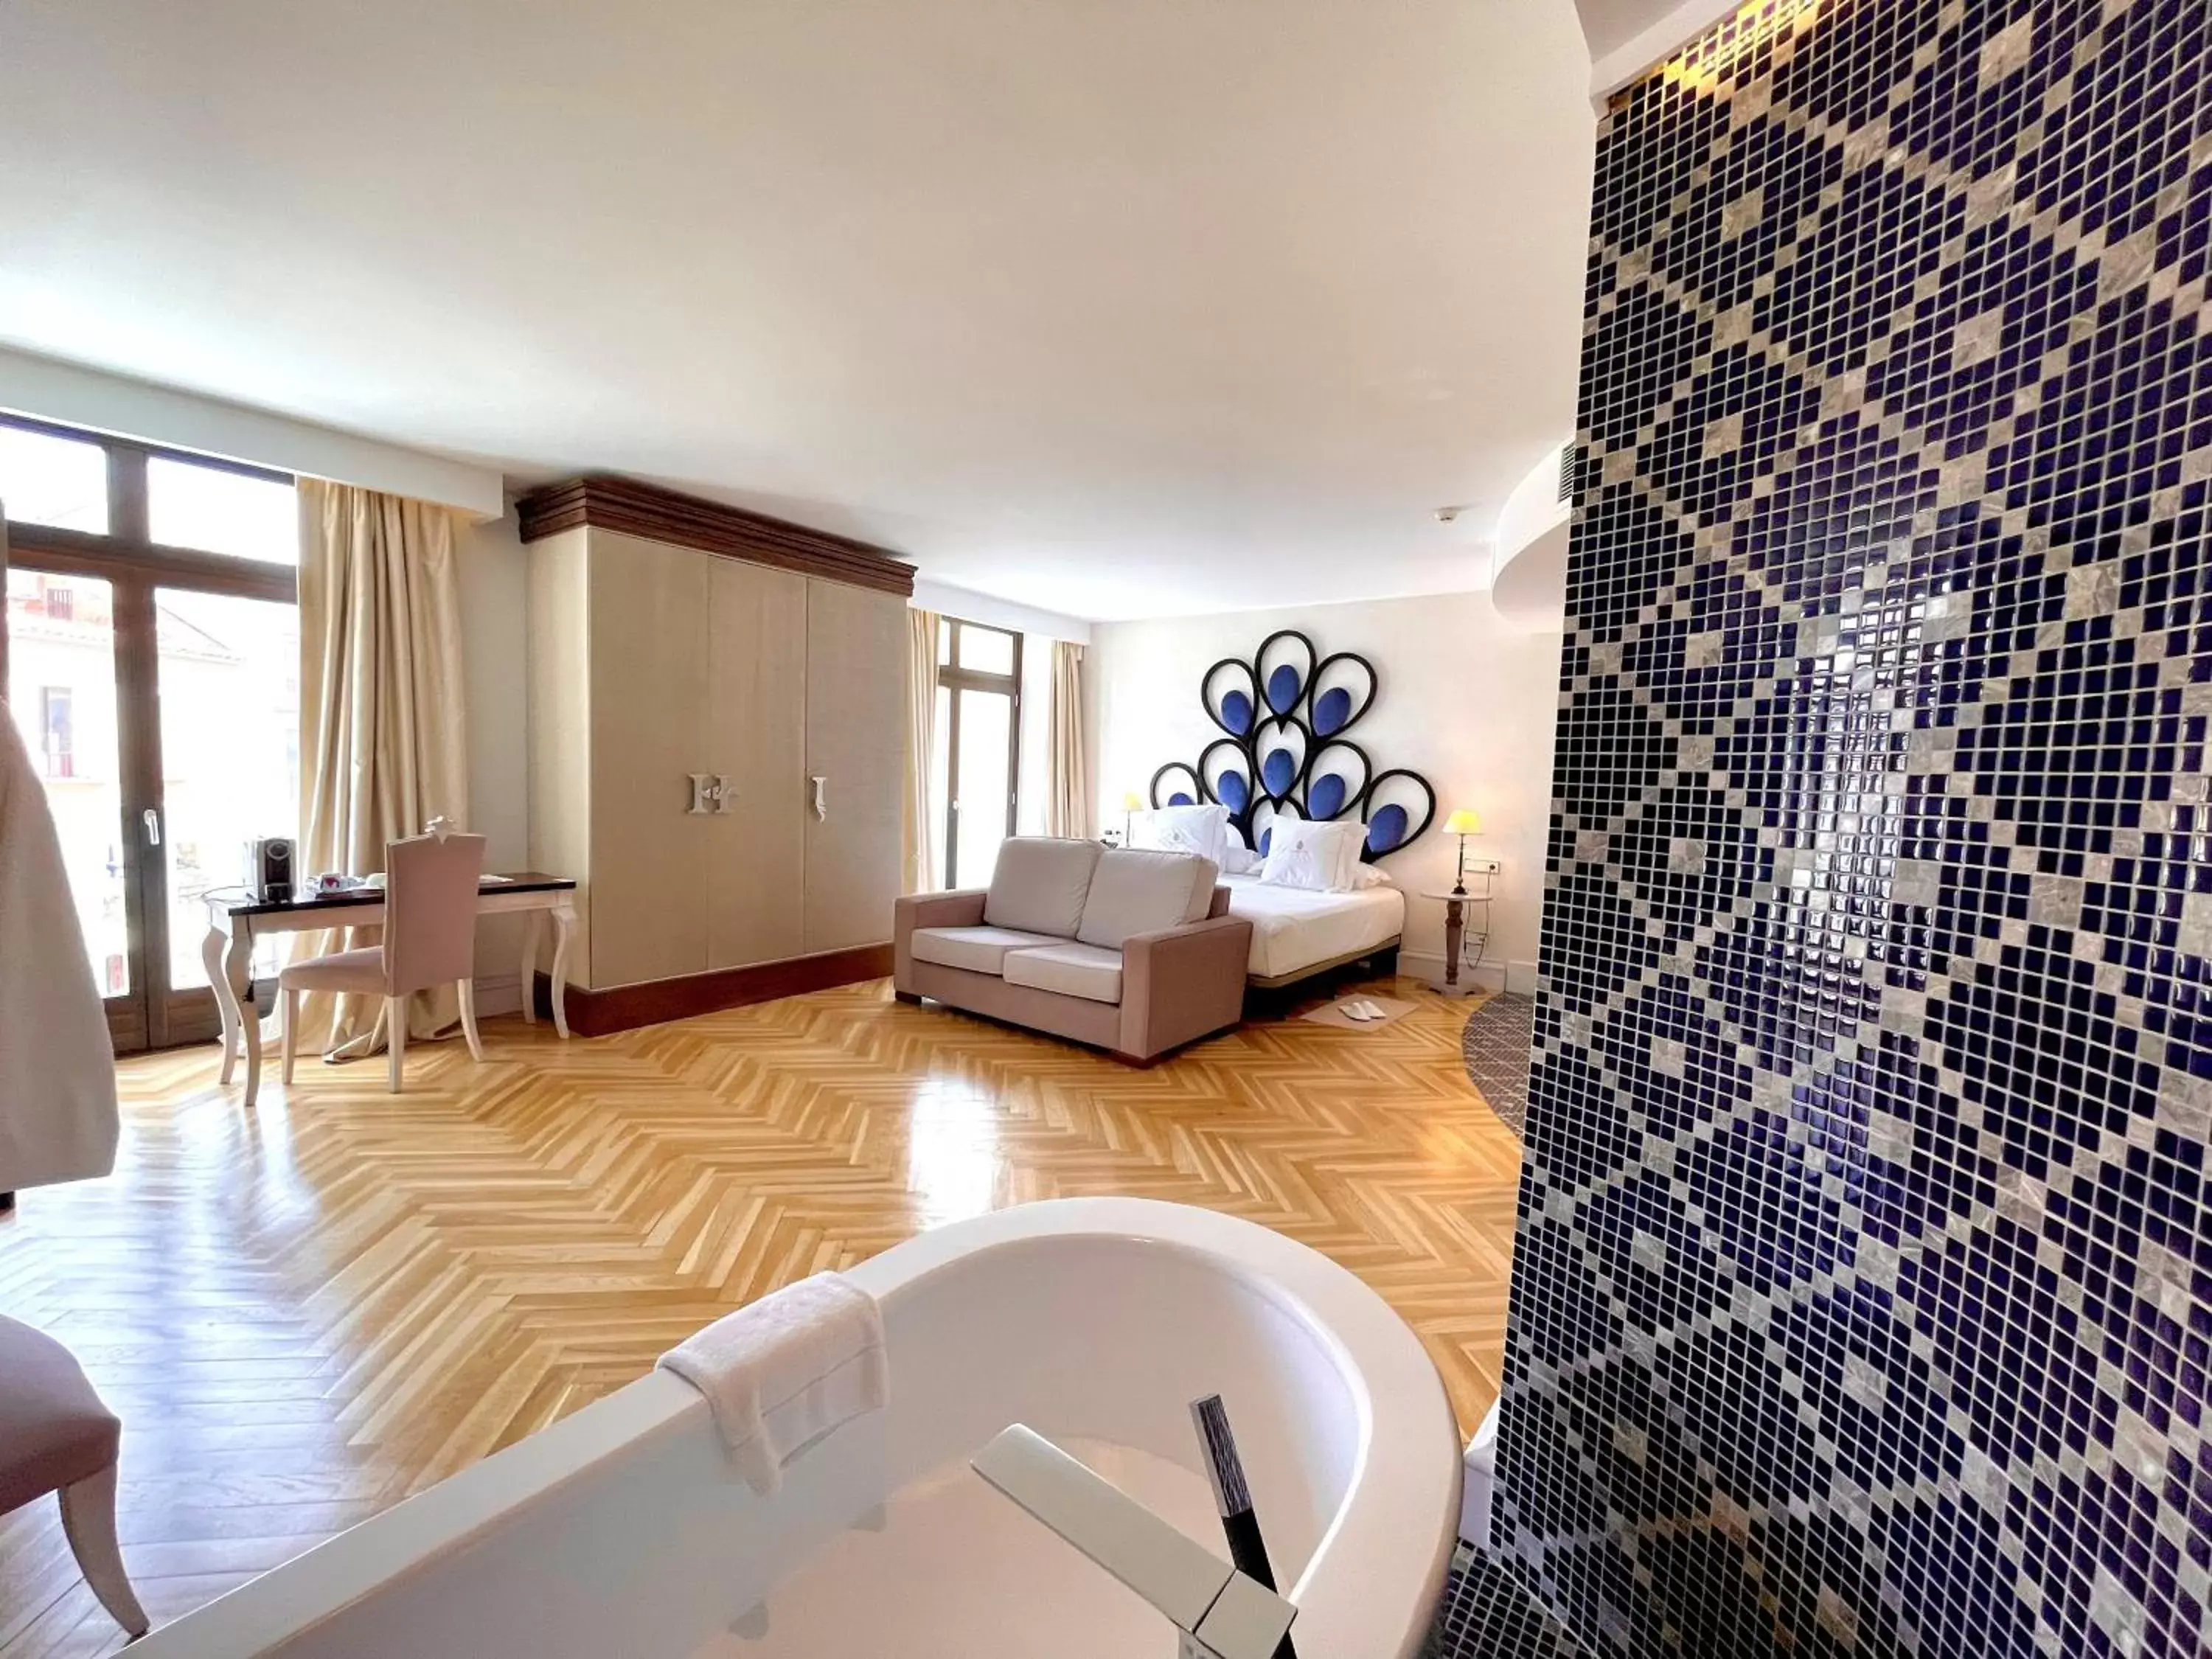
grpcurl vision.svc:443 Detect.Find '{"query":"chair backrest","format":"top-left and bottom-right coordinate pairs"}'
top-left (381, 832), bottom-right (486, 995)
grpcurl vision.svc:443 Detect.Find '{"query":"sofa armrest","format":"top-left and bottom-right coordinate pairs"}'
top-left (1118, 914), bottom-right (1253, 1061)
top-left (897, 888), bottom-right (989, 931)
top-left (894, 889), bottom-right (989, 993)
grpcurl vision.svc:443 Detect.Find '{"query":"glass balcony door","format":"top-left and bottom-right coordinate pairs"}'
top-left (5, 569), bottom-right (137, 1041)
top-left (933, 619), bottom-right (1023, 889)
top-left (1, 417), bottom-right (298, 1053)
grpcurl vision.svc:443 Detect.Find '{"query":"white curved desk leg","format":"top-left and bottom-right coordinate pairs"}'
top-left (225, 925), bottom-right (264, 1109)
top-left (205, 919), bottom-right (242, 1085)
top-left (549, 898), bottom-right (574, 1040)
top-left (518, 911), bottom-right (543, 1026)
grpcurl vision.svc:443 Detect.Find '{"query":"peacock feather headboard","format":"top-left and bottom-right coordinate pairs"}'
top-left (1147, 628), bottom-right (1435, 861)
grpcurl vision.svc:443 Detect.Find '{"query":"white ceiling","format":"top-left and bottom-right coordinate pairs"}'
top-left (1573, 0), bottom-right (1742, 88)
top-left (0, 1), bottom-right (1595, 621)
top-left (1573, 0), bottom-right (1683, 65)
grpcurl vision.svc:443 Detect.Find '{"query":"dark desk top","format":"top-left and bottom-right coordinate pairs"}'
top-left (219, 872), bottom-right (576, 918)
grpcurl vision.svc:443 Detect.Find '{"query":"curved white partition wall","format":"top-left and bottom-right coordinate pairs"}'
top-left (131, 1199), bottom-right (1462, 1659)
top-left (1487, 437), bottom-right (1573, 633)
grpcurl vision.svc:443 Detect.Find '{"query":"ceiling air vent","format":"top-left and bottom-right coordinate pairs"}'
top-left (1557, 442), bottom-right (1580, 505)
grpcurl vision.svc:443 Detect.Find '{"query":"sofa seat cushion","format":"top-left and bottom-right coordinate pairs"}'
top-left (909, 925), bottom-right (1067, 976)
top-left (1002, 942), bottom-right (1125, 1005)
top-left (983, 838), bottom-right (1104, 938)
top-left (1074, 849), bottom-right (1218, 949)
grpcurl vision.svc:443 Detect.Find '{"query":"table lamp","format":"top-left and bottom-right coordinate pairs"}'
top-left (1445, 808), bottom-right (1482, 894)
top-left (1121, 790), bottom-right (1144, 845)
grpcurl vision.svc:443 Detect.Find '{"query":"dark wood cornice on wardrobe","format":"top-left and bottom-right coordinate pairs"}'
top-left (513, 475), bottom-right (915, 598)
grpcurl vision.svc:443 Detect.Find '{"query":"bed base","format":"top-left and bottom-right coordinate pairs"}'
top-left (1245, 937), bottom-right (1402, 992)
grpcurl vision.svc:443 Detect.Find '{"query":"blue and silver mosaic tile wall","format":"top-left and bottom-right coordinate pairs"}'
top-left (1498, 1), bottom-right (2212, 1655)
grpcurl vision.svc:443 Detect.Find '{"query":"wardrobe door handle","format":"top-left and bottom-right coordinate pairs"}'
top-left (810, 775), bottom-right (828, 821)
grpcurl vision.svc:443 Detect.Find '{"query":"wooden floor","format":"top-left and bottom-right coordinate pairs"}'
top-left (0, 975), bottom-right (1521, 1656)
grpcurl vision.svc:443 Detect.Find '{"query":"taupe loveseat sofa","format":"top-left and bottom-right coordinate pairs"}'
top-left (893, 838), bottom-right (1252, 1062)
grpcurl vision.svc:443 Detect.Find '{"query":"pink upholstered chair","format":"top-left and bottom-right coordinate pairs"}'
top-left (0, 1315), bottom-right (148, 1638)
top-left (279, 832), bottom-right (487, 1093)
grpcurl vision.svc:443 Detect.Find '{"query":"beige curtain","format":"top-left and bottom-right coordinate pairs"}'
top-left (1046, 640), bottom-right (1091, 840)
top-left (902, 608), bottom-right (941, 891)
top-left (294, 481), bottom-right (471, 1056)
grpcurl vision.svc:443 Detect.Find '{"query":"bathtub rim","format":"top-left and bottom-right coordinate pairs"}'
top-left (130, 1197), bottom-right (1461, 1659)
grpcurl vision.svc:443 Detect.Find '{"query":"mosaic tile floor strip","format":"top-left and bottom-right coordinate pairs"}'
top-left (1460, 992), bottom-right (1533, 1140)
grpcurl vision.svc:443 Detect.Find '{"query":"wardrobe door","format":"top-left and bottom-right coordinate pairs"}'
top-left (704, 557), bottom-right (807, 969)
top-left (585, 531), bottom-right (712, 988)
top-left (802, 580), bottom-right (906, 955)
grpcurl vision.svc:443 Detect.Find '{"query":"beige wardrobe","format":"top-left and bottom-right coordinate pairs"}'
top-left (519, 477), bottom-right (911, 1032)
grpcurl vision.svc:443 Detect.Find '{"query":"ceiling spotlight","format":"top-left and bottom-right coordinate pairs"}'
top-left (1434, 505), bottom-right (1470, 524)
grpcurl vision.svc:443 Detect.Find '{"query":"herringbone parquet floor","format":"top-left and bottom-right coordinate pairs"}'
top-left (0, 978), bottom-right (1521, 1656)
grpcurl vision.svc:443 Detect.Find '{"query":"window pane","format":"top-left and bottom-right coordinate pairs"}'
top-left (955, 687), bottom-right (1012, 889)
top-left (158, 589), bottom-right (300, 987)
top-left (0, 425), bottom-right (108, 533)
top-left (5, 571), bottom-right (128, 994)
top-left (937, 625), bottom-right (953, 666)
top-left (958, 624), bottom-right (1015, 675)
top-left (148, 457), bottom-right (297, 564)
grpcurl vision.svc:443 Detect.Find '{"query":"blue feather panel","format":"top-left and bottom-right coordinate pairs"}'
top-left (1366, 804), bottom-right (1408, 852)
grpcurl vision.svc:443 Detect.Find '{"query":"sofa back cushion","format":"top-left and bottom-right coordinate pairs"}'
top-left (983, 838), bottom-right (1104, 938)
top-left (1075, 849), bottom-right (1219, 950)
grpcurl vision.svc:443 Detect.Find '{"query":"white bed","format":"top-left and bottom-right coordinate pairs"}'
top-left (1220, 872), bottom-right (1407, 986)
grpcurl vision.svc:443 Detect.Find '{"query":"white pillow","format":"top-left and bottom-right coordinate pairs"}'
top-left (1220, 823), bottom-right (1264, 876)
top-left (1350, 861), bottom-right (1393, 889)
top-left (1260, 819), bottom-right (1366, 893)
top-left (1132, 803), bottom-right (1230, 866)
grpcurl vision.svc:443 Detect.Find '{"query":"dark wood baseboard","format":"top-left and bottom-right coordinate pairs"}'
top-left (533, 944), bottom-right (894, 1037)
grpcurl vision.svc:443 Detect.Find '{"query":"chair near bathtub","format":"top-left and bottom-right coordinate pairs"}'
top-left (973, 1424), bottom-right (1297, 1659)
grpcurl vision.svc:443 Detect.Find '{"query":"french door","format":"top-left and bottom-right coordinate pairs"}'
top-left (934, 617), bottom-right (1023, 888)
top-left (0, 417), bottom-right (299, 1054)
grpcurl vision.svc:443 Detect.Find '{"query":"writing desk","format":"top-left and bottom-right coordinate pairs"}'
top-left (202, 874), bottom-right (578, 1109)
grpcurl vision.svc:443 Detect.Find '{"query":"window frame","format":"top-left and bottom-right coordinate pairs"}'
top-left (38, 684), bottom-right (74, 777)
top-left (0, 412), bottom-right (298, 603)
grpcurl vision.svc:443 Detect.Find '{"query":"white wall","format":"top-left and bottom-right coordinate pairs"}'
top-left (455, 509), bottom-right (533, 1012)
top-left (911, 577), bottom-right (1091, 644)
top-left (0, 347), bottom-right (504, 516)
top-left (1088, 591), bottom-right (1562, 990)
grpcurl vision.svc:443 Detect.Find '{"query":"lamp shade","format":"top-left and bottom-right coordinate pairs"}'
top-left (1121, 790), bottom-right (1145, 812)
top-left (1444, 808), bottom-right (1482, 836)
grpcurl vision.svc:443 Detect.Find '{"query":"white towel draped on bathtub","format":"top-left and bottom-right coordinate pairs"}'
top-left (657, 1273), bottom-right (888, 1495)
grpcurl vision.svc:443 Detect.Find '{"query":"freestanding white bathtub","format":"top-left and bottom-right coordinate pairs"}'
top-left (133, 1199), bottom-right (1461, 1658)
